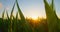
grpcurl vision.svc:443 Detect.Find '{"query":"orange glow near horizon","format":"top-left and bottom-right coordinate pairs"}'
top-left (31, 15), bottom-right (38, 20)
top-left (26, 15), bottom-right (38, 20)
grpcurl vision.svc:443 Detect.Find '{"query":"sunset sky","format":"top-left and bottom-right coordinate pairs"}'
top-left (0, 0), bottom-right (60, 18)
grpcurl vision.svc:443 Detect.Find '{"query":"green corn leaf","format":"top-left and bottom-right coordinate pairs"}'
top-left (50, 0), bottom-right (58, 18)
top-left (16, 0), bottom-right (33, 32)
top-left (12, 16), bottom-right (17, 32)
top-left (10, 3), bottom-right (15, 20)
top-left (10, 2), bottom-right (15, 32)
top-left (2, 9), bottom-right (5, 19)
top-left (2, 9), bottom-right (8, 32)
top-left (13, 16), bottom-right (15, 20)
top-left (6, 11), bottom-right (9, 20)
top-left (51, 0), bottom-right (60, 31)
top-left (6, 11), bottom-right (10, 32)
top-left (43, 0), bottom-right (58, 32)
top-left (51, 0), bottom-right (54, 10)
top-left (50, 0), bottom-right (58, 21)
top-left (16, 12), bottom-right (18, 20)
top-left (16, 0), bottom-right (26, 22)
top-left (2, 9), bottom-right (5, 32)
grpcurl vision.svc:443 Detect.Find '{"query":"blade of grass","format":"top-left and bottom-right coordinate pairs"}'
top-left (0, 18), bottom-right (3, 32)
top-left (6, 11), bottom-right (9, 20)
top-left (10, 2), bottom-right (15, 32)
top-left (2, 9), bottom-right (5, 32)
top-left (12, 15), bottom-right (17, 32)
top-left (16, 12), bottom-right (18, 20)
top-left (43, 0), bottom-right (58, 32)
top-left (10, 3), bottom-right (15, 19)
top-left (51, 0), bottom-right (60, 31)
top-left (6, 10), bottom-right (10, 32)
top-left (2, 9), bottom-right (8, 32)
top-left (15, 12), bottom-right (18, 32)
top-left (6, 11), bottom-right (11, 32)
top-left (16, 0), bottom-right (25, 22)
top-left (2, 9), bottom-right (5, 19)
top-left (51, 0), bottom-right (59, 31)
top-left (16, 0), bottom-right (33, 32)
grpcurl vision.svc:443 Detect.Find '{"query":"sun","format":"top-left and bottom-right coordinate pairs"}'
top-left (31, 15), bottom-right (38, 20)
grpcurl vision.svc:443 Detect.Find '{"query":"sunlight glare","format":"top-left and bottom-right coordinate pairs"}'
top-left (31, 15), bottom-right (38, 20)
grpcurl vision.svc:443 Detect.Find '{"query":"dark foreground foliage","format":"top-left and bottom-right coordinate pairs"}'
top-left (0, 0), bottom-right (60, 32)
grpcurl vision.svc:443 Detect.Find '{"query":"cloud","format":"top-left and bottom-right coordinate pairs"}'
top-left (0, 3), bottom-right (3, 9)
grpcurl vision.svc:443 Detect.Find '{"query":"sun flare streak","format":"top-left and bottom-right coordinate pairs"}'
top-left (0, 3), bottom-right (2, 8)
